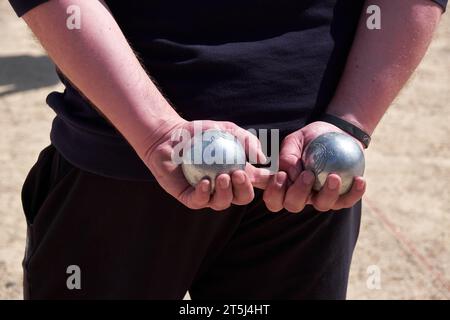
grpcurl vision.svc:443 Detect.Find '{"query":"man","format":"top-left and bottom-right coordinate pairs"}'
top-left (8, 0), bottom-right (446, 299)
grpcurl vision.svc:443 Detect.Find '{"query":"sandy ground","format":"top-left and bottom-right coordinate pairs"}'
top-left (0, 2), bottom-right (449, 300)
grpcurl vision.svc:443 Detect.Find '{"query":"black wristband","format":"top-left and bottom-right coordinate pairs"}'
top-left (318, 114), bottom-right (371, 148)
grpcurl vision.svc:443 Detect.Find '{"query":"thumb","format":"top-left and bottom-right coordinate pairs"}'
top-left (245, 163), bottom-right (272, 190)
top-left (279, 133), bottom-right (304, 182)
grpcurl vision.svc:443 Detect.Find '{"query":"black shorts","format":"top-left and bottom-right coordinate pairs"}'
top-left (21, 145), bottom-right (362, 299)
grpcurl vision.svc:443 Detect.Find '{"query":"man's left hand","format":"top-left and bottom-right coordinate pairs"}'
top-left (262, 121), bottom-right (367, 213)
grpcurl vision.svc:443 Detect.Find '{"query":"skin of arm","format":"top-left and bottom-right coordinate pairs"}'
top-left (23, 0), bottom-right (181, 157)
top-left (327, 0), bottom-right (443, 134)
top-left (22, 0), bottom-right (269, 210)
top-left (263, 0), bottom-right (443, 213)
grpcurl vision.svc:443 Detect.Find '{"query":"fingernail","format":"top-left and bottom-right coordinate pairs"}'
top-left (328, 178), bottom-right (338, 190)
top-left (356, 179), bottom-right (365, 191)
top-left (276, 172), bottom-right (285, 186)
top-left (289, 167), bottom-right (299, 181)
top-left (235, 172), bottom-right (246, 184)
top-left (259, 151), bottom-right (267, 164)
top-left (219, 178), bottom-right (229, 189)
top-left (302, 171), bottom-right (315, 185)
top-left (202, 182), bottom-right (210, 192)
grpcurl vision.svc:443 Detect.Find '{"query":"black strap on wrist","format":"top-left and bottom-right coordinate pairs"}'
top-left (318, 114), bottom-right (371, 148)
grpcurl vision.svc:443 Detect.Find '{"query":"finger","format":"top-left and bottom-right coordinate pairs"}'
top-left (310, 174), bottom-right (341, 212)
top-left (209, 174), bottom-right (233, 211)
top-left (231, 170), bottom-right (254, 205)
top-left (279, 133), bottom-right (304, 182)
top-left (245, 163), bottom-right (272, 190)
top-left (262, 171), bottom-right (288, 213)
top-left (180, 179), bottom-right (211, 210)
top-left (283, 170), bottom-right (315, 213)
top-left (230, 124), bottom-right (267, 164)
top-left (333, 177), bottom-right (366, 210)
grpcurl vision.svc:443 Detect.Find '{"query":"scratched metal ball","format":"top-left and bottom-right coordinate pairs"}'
top-left (302, 132), bottom-right (365, 195)
top-left (181, 129), bottom-right (246, 192)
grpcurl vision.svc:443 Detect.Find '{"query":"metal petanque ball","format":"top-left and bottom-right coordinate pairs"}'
top-left (181, 129), bottom-right (246, 192)
top-left (302, 132), bottom-right (365, 195)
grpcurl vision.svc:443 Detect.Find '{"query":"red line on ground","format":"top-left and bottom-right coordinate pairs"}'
top-left (364, 196), bottom-right (450, 297)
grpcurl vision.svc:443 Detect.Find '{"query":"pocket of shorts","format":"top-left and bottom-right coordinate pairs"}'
top-left (21, 145), bottom-right (75, 226)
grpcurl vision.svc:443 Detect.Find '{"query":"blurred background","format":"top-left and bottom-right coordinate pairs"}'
top-left (0, 2), bottom-right (449, 299)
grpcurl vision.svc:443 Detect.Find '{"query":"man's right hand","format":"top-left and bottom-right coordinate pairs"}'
top-left (143, 119), bottom-right (270, 211)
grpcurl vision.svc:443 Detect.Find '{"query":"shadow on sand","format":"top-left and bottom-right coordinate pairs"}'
top-left (0, 54), bottom-right (59, 97)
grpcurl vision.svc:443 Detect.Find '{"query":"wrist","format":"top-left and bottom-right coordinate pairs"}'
top-left (317, 113), bottom-right (371, 148)
top-left (325, 106), bottom-right (377, 135)
top-left (134, 115), bottom-right (187, 160)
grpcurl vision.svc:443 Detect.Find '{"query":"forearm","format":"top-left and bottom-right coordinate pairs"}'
top-left (327, 0), bottom-right (442, 135)
top-left (23, 0), bottom-right (182, 157)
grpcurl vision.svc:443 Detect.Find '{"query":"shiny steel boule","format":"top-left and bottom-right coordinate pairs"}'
top-left (302, 132), bottom-right (365, 195)
top-left (181, 129), bottom-right (246, 192)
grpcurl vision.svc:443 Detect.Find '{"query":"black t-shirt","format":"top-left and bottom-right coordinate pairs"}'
top-left (9, 0), bottom-right (448, 181)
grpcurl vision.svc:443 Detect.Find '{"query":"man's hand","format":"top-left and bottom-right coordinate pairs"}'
top-left (144, 119), bottom-right (270, 211)
top-left (262, 121), bottom-right (366, 213)
top-left (261, 0), bottom-right (443, 213)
